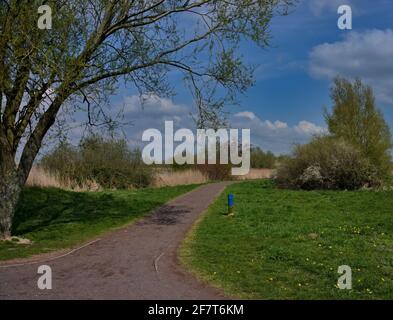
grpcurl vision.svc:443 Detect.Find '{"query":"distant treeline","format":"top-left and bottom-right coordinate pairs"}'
top-left (250, 146), bottom-right (287, 169)
top-left (40, 136), bottom-right (280, 189)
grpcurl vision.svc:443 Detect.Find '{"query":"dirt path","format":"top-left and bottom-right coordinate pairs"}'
top-left (0, 182), bottom-right (230, 300)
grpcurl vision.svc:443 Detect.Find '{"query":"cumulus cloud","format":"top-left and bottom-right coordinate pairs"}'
top-left (309, 29), bottom-right (393, 104)
top-left (232, 111), bottom-right (326, 154)
top-left (56, 94), bottom-right (325, 155)
top-left (234, 111), bottom-right (257, 120)
top-left (121, 94), bottom-right (195, 146)
top-left (295, 120), bottom-right (325, 135)
top-left (122, 98), bottom-right (326, 154)
top-left (124, 94), bottom-right (190, 119)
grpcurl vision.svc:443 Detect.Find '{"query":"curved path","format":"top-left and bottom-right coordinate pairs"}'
top-left (0, 182), bottom-right (230, 300)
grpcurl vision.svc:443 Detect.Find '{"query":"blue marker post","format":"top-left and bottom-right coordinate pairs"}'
top-left (228, 194), bottom-right (234, 216)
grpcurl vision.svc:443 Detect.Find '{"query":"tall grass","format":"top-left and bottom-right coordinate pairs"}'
top-left (27, 166), bottom-right (210, 189)
top-left (26, 166), bottom-right (101, 191)
top-left (235, 168), bottom-right (275, 180)
top-left (153, 169), bottom-right (209, 187)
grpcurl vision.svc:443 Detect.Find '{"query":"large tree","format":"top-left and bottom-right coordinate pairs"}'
top-left (325, 77), bottom-right (392, 178)
top-left (0, 0), bottom-right (294, 238)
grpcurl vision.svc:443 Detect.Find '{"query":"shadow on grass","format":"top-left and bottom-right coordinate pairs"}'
top-left (0, 184), bottom-right (197, 261)
top-left (12, 187), bottom-right (151, 235)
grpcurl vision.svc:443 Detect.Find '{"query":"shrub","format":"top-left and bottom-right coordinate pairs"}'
top-left (250, 147), bottom-right (276, 169)
top-left (196, 163), bottom-right (232, 181)
top-left (277, 137), bottom-right (380, 190)
top-left (40, 141), bottom-right (80, 184)
top-left (41, 135), bottom-right (153, 189)
top-left (298, 165), bottom-right (323, 190)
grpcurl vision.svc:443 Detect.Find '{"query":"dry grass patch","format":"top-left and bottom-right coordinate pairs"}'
top-left (235, 168), bottom-right (275, 180)
top-left (26, 166), bottom-right (101, 191)
top-left (153, 169), bottom-right (209, 187)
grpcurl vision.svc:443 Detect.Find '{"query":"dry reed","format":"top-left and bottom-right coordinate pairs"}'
top-left (153, 169), bottom-right (209, 187)
top-left (26, 166), bottom-right (101, 191)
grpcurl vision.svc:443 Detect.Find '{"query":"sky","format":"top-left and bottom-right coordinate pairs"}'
top-left (61, 0), bottom-right (393, 156)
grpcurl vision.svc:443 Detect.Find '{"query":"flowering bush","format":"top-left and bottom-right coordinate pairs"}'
top-left (277, 137), bottom-right (380, 190)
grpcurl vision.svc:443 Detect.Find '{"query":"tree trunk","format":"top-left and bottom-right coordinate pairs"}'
top-left (0, 131), bottom-right (23, 239)
top-left (0, 166), bottom-right (22, 239)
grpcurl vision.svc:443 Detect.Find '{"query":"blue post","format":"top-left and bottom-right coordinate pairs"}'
top-left (228, 194), bottom-right (234, 215)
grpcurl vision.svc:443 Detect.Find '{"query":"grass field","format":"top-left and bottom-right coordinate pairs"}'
top-left (180, 180), bottom-right (393, 299)
top-left (0, 184), bottom-right (198, 261)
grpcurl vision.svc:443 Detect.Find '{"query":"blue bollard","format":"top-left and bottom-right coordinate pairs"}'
top-left (228, 194), bottom-right (234, 215)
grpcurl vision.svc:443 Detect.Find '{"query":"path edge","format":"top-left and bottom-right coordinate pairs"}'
top-left (176, 181), bottom-right (238, 300)
top-left (0, 183), bottom-right (207, 267)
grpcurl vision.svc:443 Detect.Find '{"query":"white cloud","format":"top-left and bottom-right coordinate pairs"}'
top-left (269, 120), bottom-right (289, 130)
top-left (52, 94), bottom-right (325, 155)
top-left (124, 94), bottom-right (188, 118)
top-left (234, 111), bottom-right (257, 120)
top-left (231, 111), bottom-right (325, 154)
top-left (121, 94), bottom-right (195, 146)
top-left (235, 112), bottom-right (289, 131)
top-left (309, 29), bottom-right (393, 104)
top-left (121, 98), bottom-right (326, 154)
top-left (295, 120), bottom-right (326, 135)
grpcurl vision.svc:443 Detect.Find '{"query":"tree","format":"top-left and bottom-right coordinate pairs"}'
top-left (0, 0), bottom-right (295, 238)
top-left (250, 146), bottom-right (276, 168)
top-left (324, 77), bottom-right (392, 179)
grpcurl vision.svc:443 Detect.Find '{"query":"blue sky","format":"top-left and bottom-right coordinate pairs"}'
top-left (241, 0), bottom-right (393, 124)
top-left (62, 0), bottom-right (393, 155)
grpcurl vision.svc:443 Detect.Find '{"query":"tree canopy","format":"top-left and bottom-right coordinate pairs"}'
top-left (325, 77), bottom-right (392, 177)
top-left (0, 0), bottom-right (295, 237)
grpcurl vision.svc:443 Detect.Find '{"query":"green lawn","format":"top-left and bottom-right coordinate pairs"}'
top-left (0, 184), bottom-right (198, 261)
top-left (180, 180), bottom-right (393, 299)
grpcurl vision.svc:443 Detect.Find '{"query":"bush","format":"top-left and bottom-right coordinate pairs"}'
top-left (196, 163), bottom-right (232, 181)
top-left (250, 147), bottom-right (276, 169)
top-left (276, 137), bottom-right (380, 190)
top-left (41, 135), bottom-right (153, 189)
top-left (39, 141), bottom-right (80, 184)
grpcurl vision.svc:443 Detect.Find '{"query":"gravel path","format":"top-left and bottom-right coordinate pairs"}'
top-left (0, 182), bottom-right (230, 300)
